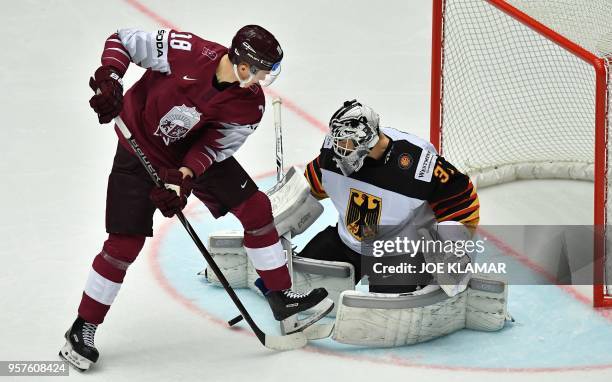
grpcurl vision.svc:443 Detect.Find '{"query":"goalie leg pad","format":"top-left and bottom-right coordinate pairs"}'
top-left (201, 230), bottom-right (249, 288)
top-left (466, 277), bottom-right (510, 331)
top-left (418, 226), bottom-right (473, 297)
top-left (332, 286), bottom-right (464, 347)
top-left (204, 233), bottom-right (290, 292)
top-left (332, 278), bottom-right (510, 347)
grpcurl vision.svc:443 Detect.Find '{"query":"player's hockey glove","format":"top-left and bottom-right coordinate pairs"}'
top-left (88, 66), bottom-right (124, 124)
top-left (150, 168), bottom-right (193, 218)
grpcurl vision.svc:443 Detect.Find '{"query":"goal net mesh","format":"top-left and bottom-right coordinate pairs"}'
top-left (437, 0), bottom-right (611, 298)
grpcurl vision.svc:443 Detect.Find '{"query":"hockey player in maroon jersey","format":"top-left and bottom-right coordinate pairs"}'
top-left (60, 25), bottom-right (332, 371)
top-left (301, 100), bottom-right (480, 294)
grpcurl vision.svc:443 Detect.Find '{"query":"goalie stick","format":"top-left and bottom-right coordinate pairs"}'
top-left (273, 98), bottom-right (284, 183)
top-left (229, 98), bottom-right (286, 329)
top-left (113, 116), bottom-right (307, 351)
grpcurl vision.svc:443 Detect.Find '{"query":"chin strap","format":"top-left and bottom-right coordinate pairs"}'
top-left (233, 64), bottom-right (254, 88)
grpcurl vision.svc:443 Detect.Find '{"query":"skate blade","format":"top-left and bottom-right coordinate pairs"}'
top-left (281, 297), bottom-right (334, 335)
top-left (59, 341), bottom-right (92, 372)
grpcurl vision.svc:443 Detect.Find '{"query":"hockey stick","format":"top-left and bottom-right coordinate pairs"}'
top-left (272, 98), bottom-right (284, 183)
top-left (113, 116), bottom-right (307, 351)
top-left (270, 98), bottom-right (294, 277)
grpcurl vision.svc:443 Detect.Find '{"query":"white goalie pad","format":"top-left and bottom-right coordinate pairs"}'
top-left (291, 256), bottom-right (355, 316)
top-left (200, 230), bottom-right (258, 289)
top-left (332, 277), bottom-right (510, 347)
top-left (266, 166), bottom-right (324, 237)
top-left (465, 278), bottom-right (511, 332)
top-left (202, 231), bottom-right (289, 297)
top-left (418, 225), bottom-right (473, 297)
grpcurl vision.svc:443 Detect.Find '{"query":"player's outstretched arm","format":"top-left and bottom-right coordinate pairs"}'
top-left (304, 156), bottom-right (328, 200)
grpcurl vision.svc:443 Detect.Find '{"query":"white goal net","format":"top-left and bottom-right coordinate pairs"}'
top-left (431, 0), bottom-right (612, 305)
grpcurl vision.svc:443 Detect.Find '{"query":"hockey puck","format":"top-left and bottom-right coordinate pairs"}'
top-left (228, 315), bottom-right (243, 326)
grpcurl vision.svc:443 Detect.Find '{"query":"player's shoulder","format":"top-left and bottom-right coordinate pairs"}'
top-left (216, 85), bottom-right (266, 126)
top-left (382, 127), bottom-right (438, 155)
top-left (382, 127), bottom-right (439, 185)
top-left (165, 30), bottom-right (226, 76)
top-left (169, 30), bottom-right (216, 45)
top-left (241, 83), bottom-right (266, 102)
top-left (167, 30), bottom-right (227, 59)
top-left (188, 33), bottom-right (228, 58)
top-left (228, 83), bottom-right (266, 110)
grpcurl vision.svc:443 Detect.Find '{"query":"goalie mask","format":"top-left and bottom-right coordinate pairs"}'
top-left (329, 100), bottom-right (380, 176)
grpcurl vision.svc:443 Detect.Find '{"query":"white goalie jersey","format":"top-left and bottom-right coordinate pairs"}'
top-left (304, 127), bottom-right (480, 254)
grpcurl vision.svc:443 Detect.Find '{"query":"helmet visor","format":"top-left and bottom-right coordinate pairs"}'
top-left (259, 61), bottom-right (281, 87)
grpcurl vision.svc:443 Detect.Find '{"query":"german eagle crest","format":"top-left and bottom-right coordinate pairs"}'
top-left (345, 188), bottom-right (382, 241)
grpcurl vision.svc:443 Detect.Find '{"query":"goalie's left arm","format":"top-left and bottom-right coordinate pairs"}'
top-left (422, 156), bottom-right (480, 296)
top-left (427, 156), bottom-right (480, 230)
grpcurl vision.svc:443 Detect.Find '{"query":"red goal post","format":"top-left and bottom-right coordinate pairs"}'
top-left (430, 0), bottom-right (611, 307)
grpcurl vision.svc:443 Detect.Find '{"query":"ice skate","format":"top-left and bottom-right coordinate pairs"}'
top-left (59, 317), bottom-right (99, 371)
top-left (255, 278), bottom-right (334, 335)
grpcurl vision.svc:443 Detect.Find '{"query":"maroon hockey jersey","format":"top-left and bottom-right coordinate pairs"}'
top-left (100, 28), bottom-right (266, 176)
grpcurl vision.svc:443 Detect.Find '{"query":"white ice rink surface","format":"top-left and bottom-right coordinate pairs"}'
top-left (1, 0), bottom-right (611, 381)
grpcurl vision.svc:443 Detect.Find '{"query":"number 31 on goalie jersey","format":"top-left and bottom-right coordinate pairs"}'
top-left (428, 157), bottom-right (479, 228)
top-left (433, 163), bottom-right (455, 183)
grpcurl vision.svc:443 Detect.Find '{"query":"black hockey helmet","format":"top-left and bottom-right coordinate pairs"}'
top-left (229, 25), bottom-right (283, 72)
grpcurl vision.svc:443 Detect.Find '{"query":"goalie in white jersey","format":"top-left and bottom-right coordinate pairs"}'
top-left (301, 99), bottom-right (480, 295)
top-left (206, 100), bottom-right (510, 346)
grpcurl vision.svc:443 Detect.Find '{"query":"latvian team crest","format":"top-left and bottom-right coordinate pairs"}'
top-left (345, 188), bottom-right (382, 241)
top-left (155, 105), bottom-right (202, 145)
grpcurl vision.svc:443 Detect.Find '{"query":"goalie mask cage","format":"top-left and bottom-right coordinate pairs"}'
top-left (430, 0), bottom-right (612, 307)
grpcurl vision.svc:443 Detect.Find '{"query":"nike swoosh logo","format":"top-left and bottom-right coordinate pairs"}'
top-left (241, 180), bottom-right (248, 188)
top-left (182, 75), bottom-right (197, 81)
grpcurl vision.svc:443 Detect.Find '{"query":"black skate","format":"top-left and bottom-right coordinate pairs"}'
top-left (255, 278), bottom-right (334, 335)
top-left (59, 317), bottom-right (99, 371)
